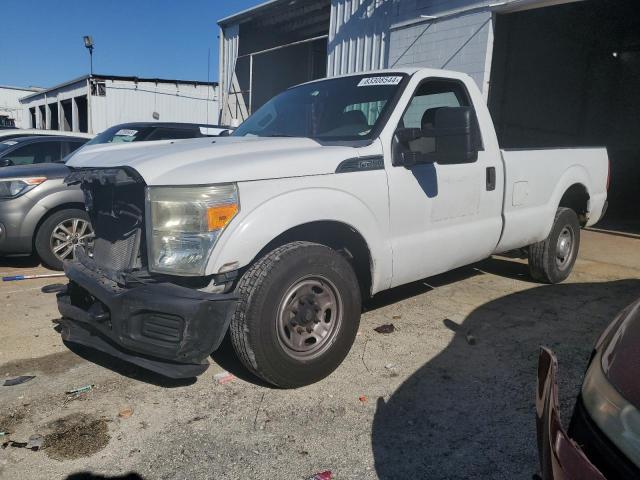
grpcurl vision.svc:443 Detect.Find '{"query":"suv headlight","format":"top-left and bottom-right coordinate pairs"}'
top-left (146, 184), bottom-right (239, 275)
top-left (0, 177), bottom-right (47, 199)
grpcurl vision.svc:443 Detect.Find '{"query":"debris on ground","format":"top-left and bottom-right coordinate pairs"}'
top-left (65, 384), bottom-right (94, 396)
top-left (306, 471), bottom-right (334, 480)
top-left (384, 363), bottom-right (399, 377)
top-left (392, 314), bottom-right (402, 320)
top-left (118, 407), bottom-right (134, 419)
top-left (465, 332), bottom-right (477, 345)
top-left (2, 434), bottom-right (43, 451)
top-left (3, 375), bottom-right (36, 386)
top-left (374, 324), bottom-right (395, 334)
top-left (358, 395), bottom-right (367, 403)
top-left (27, 434), bottom-right (43, 450)
top-left (214, 371), bottom-right (236, 385)
top-left (65, 384), bottom-right (95, 402)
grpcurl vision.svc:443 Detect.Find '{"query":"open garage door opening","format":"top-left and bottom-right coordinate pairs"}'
top-left (489, 0), bottom-right (640, 232)
top-left (221, 0), bottom-right (330, 124)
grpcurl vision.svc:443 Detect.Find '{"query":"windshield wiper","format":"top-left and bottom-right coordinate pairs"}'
top-left (265, 133), bottom-right (296, 137)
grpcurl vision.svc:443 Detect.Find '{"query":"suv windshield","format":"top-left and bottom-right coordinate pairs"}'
top-left (233, 74), bottom-right (407, 141)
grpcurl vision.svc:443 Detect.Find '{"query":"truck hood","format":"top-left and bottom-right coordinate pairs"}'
top-left (66, 136), bottom-right (359, 185)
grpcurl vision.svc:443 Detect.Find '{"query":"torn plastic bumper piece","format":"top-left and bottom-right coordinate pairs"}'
top-left (56, 258), bottom-right (237, 379)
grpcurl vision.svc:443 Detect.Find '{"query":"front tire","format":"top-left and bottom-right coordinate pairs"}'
top-left (528, 207), bottom-right (580, 284)
top-left (229, 241), bottom-right (362, 388)
top-left (34, 209), bottom-right (94, 270)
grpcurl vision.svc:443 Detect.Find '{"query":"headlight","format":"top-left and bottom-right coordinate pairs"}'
top-left (146, 184), bottom-right (239, 275)
top-left (582, 349), bottom-right (640, 468)
top-left (0, 177), bottom-right (47, 199)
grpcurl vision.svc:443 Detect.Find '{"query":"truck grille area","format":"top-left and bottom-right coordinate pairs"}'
top-left (66, 167), bottom-right (147, 274)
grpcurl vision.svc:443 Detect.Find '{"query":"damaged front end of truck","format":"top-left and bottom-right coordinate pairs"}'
top-left (55, 167), bottom-right (237, 378)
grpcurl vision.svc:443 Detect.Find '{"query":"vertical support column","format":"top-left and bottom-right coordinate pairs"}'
top-left (87, 78), bottom-right (93, 134)
top-left (36, 104), bottom-right (42, 129)
top-left (72, 97), bottom-right (79, 132)
top-left (249, 54), bottom-right (254, 115)
top-left (58, 101), bottom-right (63, 131)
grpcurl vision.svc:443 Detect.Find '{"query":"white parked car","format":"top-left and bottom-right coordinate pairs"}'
top-left (57, 68), bottom-right (609, 387)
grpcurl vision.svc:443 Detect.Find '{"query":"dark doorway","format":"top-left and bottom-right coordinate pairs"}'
top-left (60, 99), bottom-right (73, 131)
top-left (49, 103), bottom-right (59, 130)
top-left (75, 95), bottom-right (88, 133)
top-left (38, 105), bottom-right (46, 129)
top-left (489, 0), bottom-right (640, 230)
top-left (29, 107), bottom-right (36, 129)
top-left (235, 0), bottom-right (331, 116)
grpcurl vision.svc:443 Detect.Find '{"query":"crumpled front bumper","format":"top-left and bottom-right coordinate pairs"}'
top-left (56, 257), bottom-right (237, 378)
top-left (536, 347), bottom-right (606, 480)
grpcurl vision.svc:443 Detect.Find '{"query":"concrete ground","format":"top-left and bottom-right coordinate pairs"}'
top-left (1, 230), bottom-right (639, 480)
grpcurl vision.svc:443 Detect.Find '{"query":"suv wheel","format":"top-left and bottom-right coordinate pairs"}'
top-left (35, 209), bottom-right (94, 270)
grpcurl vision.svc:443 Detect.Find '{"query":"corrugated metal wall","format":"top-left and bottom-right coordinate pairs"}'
top-left (327, 0), bottom-right (495, 90)
top-left (90, 80), bottom-right (218, 134)
top-left (327, 0), bottom-right (397, 76)
top-left (388, 9), bottom-right (493, 90)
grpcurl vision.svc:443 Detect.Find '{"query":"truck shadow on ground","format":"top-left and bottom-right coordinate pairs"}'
top-left (371, 277), bottom-right (640, 480)
top-left (62, 340), bottom-right (197, 388)
top-left (211, 264), bottom-right (486, 386)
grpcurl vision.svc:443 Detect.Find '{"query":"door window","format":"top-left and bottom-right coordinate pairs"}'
top-left (400, 80), bottom-right (474, 156)
top-left (2, 141), bottom-right (61, 165)
top-left (61, 140), bottom-right (86, 158)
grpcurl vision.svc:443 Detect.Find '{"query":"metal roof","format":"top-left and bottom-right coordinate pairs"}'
top-left (0, 85), bottom-right (43, 92)
top-left (218, 0), bottom-right (290, 26)
top-left (20, 74), bottom-right (218, 101)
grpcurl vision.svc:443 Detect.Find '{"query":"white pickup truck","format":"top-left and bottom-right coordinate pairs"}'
top-left (58, 68), bottom-right (608, 387)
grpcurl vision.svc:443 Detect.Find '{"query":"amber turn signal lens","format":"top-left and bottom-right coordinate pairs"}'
top-left (207, 204), bottom-right (238, 231)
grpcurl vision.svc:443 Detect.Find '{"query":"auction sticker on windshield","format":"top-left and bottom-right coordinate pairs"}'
top-left (115, 129), bottom-right (138, 137)
top-left (358, 76), bottom-right (403, 87)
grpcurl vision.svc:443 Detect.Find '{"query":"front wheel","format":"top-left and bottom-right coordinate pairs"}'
top-left (528, 207), bottom-right (580, 284)
top-left (229, 241), bottom-right (362, 388)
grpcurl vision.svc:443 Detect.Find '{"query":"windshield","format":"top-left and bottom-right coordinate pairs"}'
top-left (233, 74), bottom-right (407, 141)
top-left (86, 126), bottom-right (157, 145)
top-left (0, 141), bottom-right (18, 153)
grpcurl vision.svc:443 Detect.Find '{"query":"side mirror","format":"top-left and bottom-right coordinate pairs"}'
top-left (0, 158), bottom-right (13, 167)
top-left (422, 107), bottom-right (478, 164)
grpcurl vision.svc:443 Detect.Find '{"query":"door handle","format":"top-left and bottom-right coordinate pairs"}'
top-left (486, 167), bottom-right (496, 191)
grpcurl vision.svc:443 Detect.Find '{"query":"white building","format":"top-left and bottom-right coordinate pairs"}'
top-left (20, 74), bottom-right (219, 134)
top-left (0, 85), bottom-right (42, 128)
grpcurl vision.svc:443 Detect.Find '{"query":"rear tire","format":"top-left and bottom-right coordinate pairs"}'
top-left (34, 209), bottom-right (93, 270)
top-left (528, 207), bottom-right (580, 284)
top-left (229, 241), bottom-right (361, 388)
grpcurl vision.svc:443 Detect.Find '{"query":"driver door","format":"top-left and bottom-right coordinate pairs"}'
top-left (386, 78), bottom-right (503, 287)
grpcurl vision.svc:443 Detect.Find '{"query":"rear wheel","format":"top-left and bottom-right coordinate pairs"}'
top-left (34, 209), bottom-right (94, 270)
top-left (528, 207), bottom-right (580, 284)
top-left (229, 241), bottom-right (361, 388)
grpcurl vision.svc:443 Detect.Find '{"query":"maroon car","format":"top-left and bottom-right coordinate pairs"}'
top-left (537, 298), bottom-right (640, 479)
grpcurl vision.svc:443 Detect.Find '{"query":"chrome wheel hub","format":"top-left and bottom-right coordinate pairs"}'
top-left (555, 226), bottom-right (574, 270)
top-left (50, 218), bottom-right (94, 262)
top-left (277, 276), bottom-right (343, 360)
